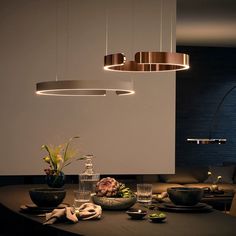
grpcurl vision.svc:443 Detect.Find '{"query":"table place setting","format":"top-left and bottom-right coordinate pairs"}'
top-left (18, 137), bottom-right (171, 225)
top-left (154, 187), bottom-right (213, 213)
top-left (2, 184), bottom-right (236, 236)
top-left (20, 186), bottom-right (102, 225)
top-left (20, 194), bottom-right (102, 225)
top-left (19, 176), bottom-right (217, 229)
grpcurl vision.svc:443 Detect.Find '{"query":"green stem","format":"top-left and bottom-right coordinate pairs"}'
top-left (60, 136), bottom-right (79, 171)
top-left (42, 145), bottom-right (57, 171)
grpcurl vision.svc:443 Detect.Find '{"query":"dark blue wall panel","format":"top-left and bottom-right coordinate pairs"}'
top-left (176, 46), bottom-right (236, 166)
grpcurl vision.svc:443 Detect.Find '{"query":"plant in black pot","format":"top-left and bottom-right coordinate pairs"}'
top-left (41, 136), bottom-right (83, 188)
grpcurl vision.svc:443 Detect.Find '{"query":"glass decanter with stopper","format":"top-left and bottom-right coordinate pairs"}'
top-left (79, 154), bottom-right (100, 195)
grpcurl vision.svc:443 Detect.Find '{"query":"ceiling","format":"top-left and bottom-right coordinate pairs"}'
top-left (177, 0), bottom-right (236, 47)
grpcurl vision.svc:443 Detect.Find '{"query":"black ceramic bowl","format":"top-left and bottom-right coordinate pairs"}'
top-left (148, 212), bottom-right (166, 223)
top-left (29, 188), bottom-right (66, 207)
top-left (126, 208), bottom-right (147, 220)
top-left (167, 187), bottom-right (203, 206)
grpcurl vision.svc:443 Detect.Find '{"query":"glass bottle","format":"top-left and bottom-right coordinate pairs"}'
top-left (79, 154), bottom-right (100, 195)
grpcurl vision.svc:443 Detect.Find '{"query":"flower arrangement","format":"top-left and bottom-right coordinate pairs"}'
top-left (95, 177), bottom-right (134, 198)
top-left (42, 136), bottom-right (83, 176)
top-left (92, 177), bottom-right (136, 210)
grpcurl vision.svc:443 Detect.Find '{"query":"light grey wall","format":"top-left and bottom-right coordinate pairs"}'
top-left (0, 0), bottom-right (176, 175)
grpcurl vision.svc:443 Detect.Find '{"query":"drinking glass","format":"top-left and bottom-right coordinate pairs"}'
top-left (73, 190), bottom-right (91, 212)
top-left (137, 184), bottom-right (153, 203)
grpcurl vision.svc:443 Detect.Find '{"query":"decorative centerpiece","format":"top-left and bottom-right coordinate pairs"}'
top-left (92, 177), bottom-right (136, 210)
top-left (207, 171), bottom-right (223, 193)
top-left (41, 136), bottom-right (83, 188)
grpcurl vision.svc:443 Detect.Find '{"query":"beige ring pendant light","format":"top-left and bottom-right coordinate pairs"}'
top-left (36, 80), bottom-right (134, 96)
top-left (36, 0), bottom-right (134, 97)
top-left (104, 0), bottom-right (189, 72)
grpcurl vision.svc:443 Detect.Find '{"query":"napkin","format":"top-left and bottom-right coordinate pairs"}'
top-left (44, 207), bottom-right (78, 225)
top-left (43, 203), bottom-right (102, 225)
top-left (76, 203), bottom-right (102, 220)
top-left (153, 192), bottom-right (169, 202)
top-left (157, 191), bottom-right (168, 200)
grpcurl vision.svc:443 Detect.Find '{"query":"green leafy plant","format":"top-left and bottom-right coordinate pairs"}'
top-left (42, 136), bottom-right (83, 175)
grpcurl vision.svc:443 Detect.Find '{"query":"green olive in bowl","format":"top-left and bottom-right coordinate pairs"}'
top-left (148, 212), bottom-right (167, 223)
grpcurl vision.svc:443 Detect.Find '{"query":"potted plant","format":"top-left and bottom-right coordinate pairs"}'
top-left (42, 136), bottom-right (83, 188)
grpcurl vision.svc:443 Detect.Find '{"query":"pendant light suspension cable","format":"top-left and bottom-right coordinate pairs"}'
top-left (56, 0), bottom-right (59, 81)
top-left (170, 10), bottom-right (173, 53)
top-left (105, 0), bottom-right (108, 56)
top-left (36, 0), bottom-right (134, 96)
top-left (104, 0), bottom-right (189, 72)
top-left (160, 0), bottom-right (163, 52)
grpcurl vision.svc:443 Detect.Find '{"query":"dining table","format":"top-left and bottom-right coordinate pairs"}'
top-left (0, 184), bottom-right (236, 236)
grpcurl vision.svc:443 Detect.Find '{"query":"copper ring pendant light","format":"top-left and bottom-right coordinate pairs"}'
top-left (104, 0), bottom-right (189, 72)
top-left (104, 52), bottom-right (189, 72)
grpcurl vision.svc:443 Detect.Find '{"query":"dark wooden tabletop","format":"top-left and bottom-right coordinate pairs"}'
top-left (1, 185), bottom-right (236, 236)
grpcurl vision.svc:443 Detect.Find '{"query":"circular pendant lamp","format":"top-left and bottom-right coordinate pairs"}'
top-left (36, 0), bottom-right (135, 97)
top-left (104, 52), bottom-right (189, 72)
top-left (104, 0), bottom-right (189, 73)
top-left (36, 80), bottom-right (134, 96)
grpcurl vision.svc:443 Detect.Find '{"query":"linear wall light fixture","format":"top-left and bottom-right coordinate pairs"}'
top-left (104, 0), bottom-right (189, 72)
top-left (187, 86), bottom-right (236, 144)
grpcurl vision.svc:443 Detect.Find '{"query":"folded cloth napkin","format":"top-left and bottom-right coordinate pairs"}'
top-left (75, 203), bottom-right (102, 220)
top-left (43, 203), bottom-right (102, 225)
top-left (44, 207), bottom-right (78, 225)
top-left (157, 191), bottom-right (168, 200)
top-left (153, 192), bottom-right (169, 202)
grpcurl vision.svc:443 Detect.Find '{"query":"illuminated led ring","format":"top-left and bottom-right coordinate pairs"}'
top-left (36, 80), bottom-right (135, 96)
top-left (104, 52), bottom-right (189, 72)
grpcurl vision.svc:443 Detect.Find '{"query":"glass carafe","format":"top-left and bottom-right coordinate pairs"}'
top-left (79, 154), bottom-right (100, 195)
